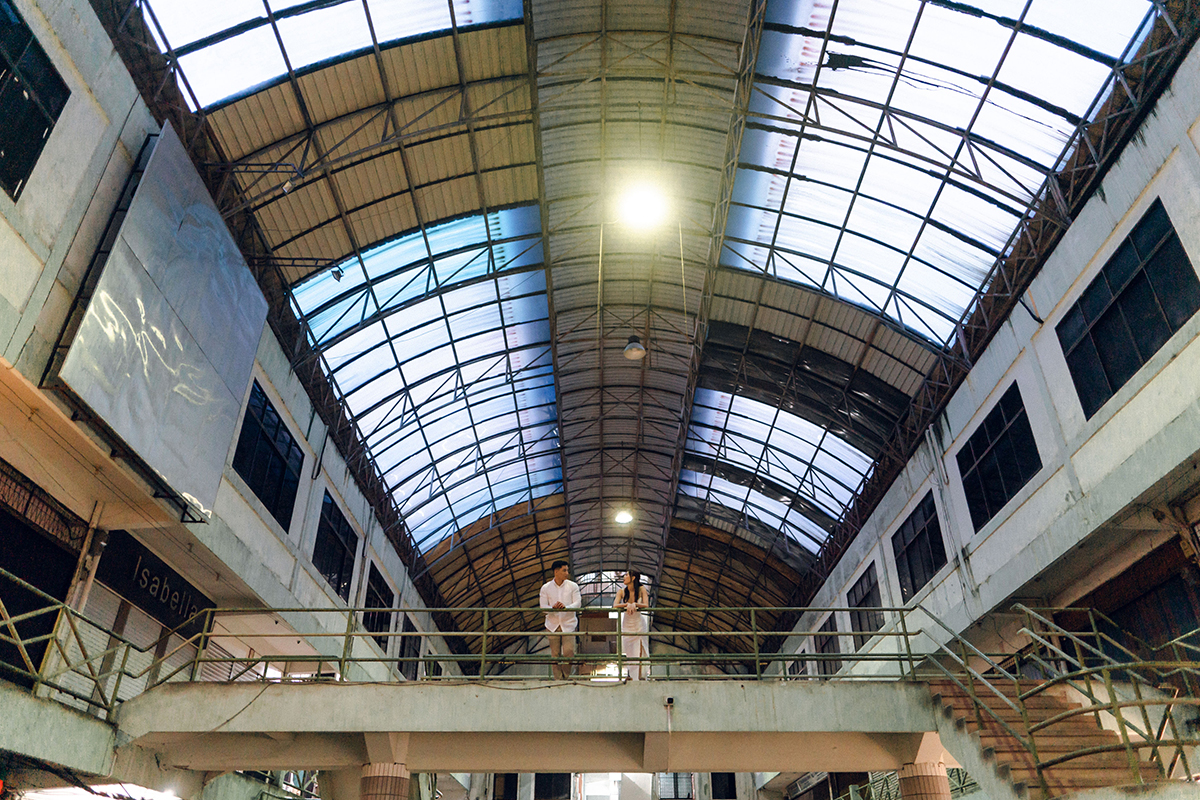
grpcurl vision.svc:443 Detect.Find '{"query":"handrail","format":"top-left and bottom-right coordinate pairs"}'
top-left (3, 563), bottom-right (1199, 795)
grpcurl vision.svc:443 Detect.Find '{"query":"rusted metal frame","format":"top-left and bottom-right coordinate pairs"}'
top-left (652, 0), bottom-right (769, 591)
top-left (297, 238), bottom-right (542, 338)
top-left (213, 75), bottom-right (529, 177)
top-left (257, 154), bottom-right (538, 255)
top-left (806, 4), bottom-right (1200, 594)
top-left (805, 0), bottom-right (1043, 581)
top-left (746, 91), bottom-right (1046, 214)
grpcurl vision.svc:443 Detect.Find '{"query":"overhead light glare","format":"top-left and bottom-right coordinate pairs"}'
top-left (615, 510), bottom-right (633, 524)
top-left (618, 183), bottom-right (668, 229)
top-left (624, 335), bottom-right (647, 360)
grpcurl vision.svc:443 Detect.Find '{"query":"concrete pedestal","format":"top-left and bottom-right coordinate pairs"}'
top-left (897, 762), bottom-right (950, 800)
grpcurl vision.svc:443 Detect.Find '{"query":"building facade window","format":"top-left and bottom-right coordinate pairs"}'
top-left (658, 774), bottom-right (693, 800)
top-left (892, 492), bottom-right (948, 602)
top-left (815, 614), bottom-right (841, 676)
top-left (232, 381), bottom-right (305, 531)
top-left (398, 614), bottom-right (420, 680)
top-left (847, 563), bottom-right (883, 650)
top-left (311, 492), bottom-right (358, 601)
top-left (711, 774), bottom-right (736, 800)
top-left (0, 0), bottom-right (69, 200)
top-left (1057, 198), bottom-right (1200, 419)
top-left (362, 563), bottom-right (394, 651)
top-left (956, 383), bottom-right (1042, 531)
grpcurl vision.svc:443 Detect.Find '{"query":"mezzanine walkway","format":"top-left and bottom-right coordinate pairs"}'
top-left (113, 679), bottom-right (948, 774)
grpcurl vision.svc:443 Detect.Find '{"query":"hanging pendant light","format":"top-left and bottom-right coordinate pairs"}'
top-left (623, 334), bottom-right (647, 360)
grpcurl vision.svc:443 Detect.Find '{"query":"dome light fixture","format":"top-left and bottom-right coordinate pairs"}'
top-left (617, 182), bottom-right (668, 229)
top-left (615, 509), bottom-right (633, 524)
top-left (623, 334), bottom-right (647, 360)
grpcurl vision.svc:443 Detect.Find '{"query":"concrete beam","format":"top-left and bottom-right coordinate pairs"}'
top-left (112, 680), bottom-right (943, 774)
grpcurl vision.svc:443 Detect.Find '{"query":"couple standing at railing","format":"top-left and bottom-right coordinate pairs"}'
top-left (538, 561), bottom-right (650, 680)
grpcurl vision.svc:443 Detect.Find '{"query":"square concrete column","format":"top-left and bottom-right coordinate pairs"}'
top-left (897, 763), bottom-right (950, 800)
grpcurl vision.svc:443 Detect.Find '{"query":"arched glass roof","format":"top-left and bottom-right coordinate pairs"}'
top-left (684, 387), bottom-right (872, 550)
top-left (108, 0), bottom-right (1197, 627)
top-left (144, 0), bottom-right (522, 108)
top-left (723, 0), bottom-right (1155, 344)
top-left (293, 207), bottom-right (560, 549)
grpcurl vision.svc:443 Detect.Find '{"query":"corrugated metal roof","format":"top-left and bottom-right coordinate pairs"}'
top-left (113, 0), bottom-right (1196, 658)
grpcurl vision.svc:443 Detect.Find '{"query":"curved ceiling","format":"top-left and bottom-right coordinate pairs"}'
top-left (96, 0), bottom-right (1198, 646)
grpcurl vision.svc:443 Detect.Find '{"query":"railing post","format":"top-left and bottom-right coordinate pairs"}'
top-left (617, 624), bottom-right (624, 681)
top-left (899, 609), bottom-right (915, 680)
top-left (751, 609), bottom-right (760, 679)
top-left (340, 609), bottom-right (356, 681)
top-left (480, 609), bottom-right (488, 677)
top-left (107, 644), bottom-right (131, 722)
top-left (1100, 664), bottom-right (1143, 783)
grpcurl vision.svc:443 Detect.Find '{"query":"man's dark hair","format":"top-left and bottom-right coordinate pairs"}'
top-left (551, 560), bottom-right (569, 571)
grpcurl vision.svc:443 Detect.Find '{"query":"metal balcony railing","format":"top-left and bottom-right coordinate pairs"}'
top-left (3, 564), bottom-right (1200, 794)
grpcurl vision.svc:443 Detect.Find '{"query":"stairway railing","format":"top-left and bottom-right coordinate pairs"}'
top-left (1013, 604), bottom-right (1200, 784)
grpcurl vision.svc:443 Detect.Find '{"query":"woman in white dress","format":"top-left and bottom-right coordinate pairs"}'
top-left (614, 570), bottom-right (650, 680)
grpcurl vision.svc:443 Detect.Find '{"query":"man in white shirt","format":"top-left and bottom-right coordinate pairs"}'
top-left (539, 559), bottom-right (581, 679)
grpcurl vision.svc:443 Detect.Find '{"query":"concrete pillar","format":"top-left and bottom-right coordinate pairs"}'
top-left (468, 774), bottom-right (492, 800)
top-left (897, 763), bottom-right (950, 800)
top-left (361, 763), bottom-right (411, 800)
top-left (695, 774), bottom-right (712, 800)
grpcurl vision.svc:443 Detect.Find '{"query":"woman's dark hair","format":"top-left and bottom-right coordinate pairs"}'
top-left (625, 571), bottom-right (643, 603)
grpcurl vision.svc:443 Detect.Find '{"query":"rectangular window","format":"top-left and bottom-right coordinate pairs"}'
top-left (232, 381), bottom-right (305, 531)
top-left (955, 383), bottom-right (1042, 531)
top-left (0, 0), bottom-right (69, 200)
top-left (398, 614), bottom-right (420, 681)
top-left (362, 563), bottom-right (394, 651)
top-left (711, 774), bottom-right (736, 800)
top-left (658, 774), bottom-right (693, 800)
top-left (847, 563), bottom-right (883, 651)
top-left (534, 775), bottom-right (570, 800)
top-left (1058, 199), bottom-right (1200, 419)
top-left (892, 492), bottom-right (948, 602)
top-left (312, 492), bottom-right (358, 601)
top-left (815, 614), bottom-right (841, 676)
top-left (494, 775), bottom-right (517, 800)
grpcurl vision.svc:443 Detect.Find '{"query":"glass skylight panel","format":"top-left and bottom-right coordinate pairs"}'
top-left (293, 205), bottom-right (543, 349)
top-left (731, 0), bottom-right (1153, 347)
top-left (678, 470), bottom-right (827, 552)
top-left (683, 388), bottom-right (871, 541)
top-left (294, 209), bottom-right (559, 551)
top-left (142, 0), bottom-right (523, 108)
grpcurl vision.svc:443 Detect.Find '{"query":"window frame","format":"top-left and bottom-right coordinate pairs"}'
top-left (891, 492), bottom-right (948, 602)
top-left (1056, 198), bottom-right (1200, 419)
top-left (815, 614), bottom-right (841, 676)
top-left (0, 0), bottom-right (70, 200)
top-left (955, 382), bottom-right (1042, 531)
top-left (362, 562), bottom-right (395, 652)
top-left (847, 563), bottom-right (884, 651)
top-left (311, 491), bottom-right (359, 602)
top-left (231, 380), bottom-right (305, 532)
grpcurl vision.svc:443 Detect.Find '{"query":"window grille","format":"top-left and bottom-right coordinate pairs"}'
top-left (891, 492), bottom-right (947, 602)
top-left (362, 563), bottom-right (394, 651)
top-left (311, 492), bottom-right (358, 601)
top-left (232, 381), bottom-right (304, 531)
top-left (847, 563), bottom-right (883, 650)
top-left (398, 615), bottom-right (420, 681)
top-left (0, 0), bottom-right (69, 199)
top-left (658, 774), bottom-right (693, 800)
top-left (955, 383), bottom-right (1041, 531)
top-left (1057, 198), bottom-right (1200, 419)
top-left (815, 615), bottom-right (841, 676)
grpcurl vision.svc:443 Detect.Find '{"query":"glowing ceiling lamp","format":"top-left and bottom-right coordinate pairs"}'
top-left (615, 509), bottom-right (633, 524)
